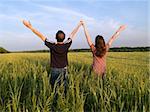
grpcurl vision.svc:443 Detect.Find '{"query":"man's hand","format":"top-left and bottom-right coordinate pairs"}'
top-left (80, 20), bottom-right (87, 29)
top-left (23, 20), bottom-right (32, 29)
top-left (77, 21), bottom-right (82, 27)
top-left (22, 19), bottom-right (46, 41)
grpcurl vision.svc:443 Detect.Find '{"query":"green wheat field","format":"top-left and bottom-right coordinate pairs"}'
top-left (0, 52), bottom-right (149, 112)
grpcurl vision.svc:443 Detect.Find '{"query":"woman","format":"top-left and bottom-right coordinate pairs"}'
top-left (81, 21), bottom-right (126, 78)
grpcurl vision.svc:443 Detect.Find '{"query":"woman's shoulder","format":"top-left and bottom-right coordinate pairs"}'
top-left (90, 43), bottom-right (96, 52)
top-left (105, 43), bottom-right (110, 52)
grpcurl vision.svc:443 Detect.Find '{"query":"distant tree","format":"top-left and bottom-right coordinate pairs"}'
top-left (0, 47), bottom-right (9, 53)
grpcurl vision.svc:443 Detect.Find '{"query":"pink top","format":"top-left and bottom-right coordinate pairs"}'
top-left (90, 43), bottom-right (110, 76)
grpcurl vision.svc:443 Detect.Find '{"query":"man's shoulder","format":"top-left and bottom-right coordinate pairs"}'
top-left (64, 38), bottom-right (72, 44)
top-left (45, 38), bottom-right (55, 44)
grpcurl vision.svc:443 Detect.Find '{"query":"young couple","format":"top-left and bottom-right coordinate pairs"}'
top-left (23, 20), bottom-right (126, 90)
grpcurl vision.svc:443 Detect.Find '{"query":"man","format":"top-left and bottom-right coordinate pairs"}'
top-left (23, 20), bottom-right (82, 94)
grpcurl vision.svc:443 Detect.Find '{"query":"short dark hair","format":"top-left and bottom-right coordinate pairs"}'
top-left (56, 30), bottom-right (65, 42)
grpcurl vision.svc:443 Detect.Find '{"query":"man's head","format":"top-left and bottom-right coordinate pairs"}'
top-left (56, 30), bottom-right (65, 42)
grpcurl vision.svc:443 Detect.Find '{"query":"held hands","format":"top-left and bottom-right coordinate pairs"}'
top-left (80, 20), bottom-right (84, 26)
top-left (77, 20), bottom-right (83, 27)
top-left (80, 20), bottom-right (86, 29)
top-left (23, 20), bottom-right (32, 29)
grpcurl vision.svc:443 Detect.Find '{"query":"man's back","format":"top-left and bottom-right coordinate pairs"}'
top-left (45, 38), bottom-right (72, 68)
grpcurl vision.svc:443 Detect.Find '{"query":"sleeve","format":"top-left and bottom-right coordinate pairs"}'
top-left (64, 38), bottom-right (72, 48)
top-left (90, 43), bottom-right (96, 53)
top-left (44, 38), bottom-right (55, 49)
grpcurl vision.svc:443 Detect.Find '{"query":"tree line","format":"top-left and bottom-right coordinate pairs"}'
top-left (0, 47), bottom-right (150, 53)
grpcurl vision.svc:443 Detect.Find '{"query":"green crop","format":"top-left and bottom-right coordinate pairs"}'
top-left (0, 52), bottom-right (149, 112)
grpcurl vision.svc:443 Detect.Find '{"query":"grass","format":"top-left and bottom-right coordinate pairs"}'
top-left (0, 52), bottom-right (149, 112)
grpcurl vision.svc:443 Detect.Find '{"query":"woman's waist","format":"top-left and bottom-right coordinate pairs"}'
top-left (92, 61), bottom-right (106, 67)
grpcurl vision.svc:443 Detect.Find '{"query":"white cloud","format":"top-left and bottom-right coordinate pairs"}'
top-left (0, 2), bottom-right (148, 51)
top-left (37, 4), bottom-right (95, 21)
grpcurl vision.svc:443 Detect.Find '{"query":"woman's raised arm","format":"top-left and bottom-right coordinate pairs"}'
top-left (107, 25), bottom-right (126, 47)
top-left (81, 21), bottom-right (93, 46)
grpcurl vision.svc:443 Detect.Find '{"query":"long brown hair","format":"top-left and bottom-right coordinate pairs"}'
top-left (95, 35), bottom-right (106, 57)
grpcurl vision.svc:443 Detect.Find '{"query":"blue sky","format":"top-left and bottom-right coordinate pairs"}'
top-left (0, 0), bottom-right (149, 51)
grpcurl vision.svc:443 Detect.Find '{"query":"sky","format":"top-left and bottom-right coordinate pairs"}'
top-left (0, 0), bottom-right (149, 51)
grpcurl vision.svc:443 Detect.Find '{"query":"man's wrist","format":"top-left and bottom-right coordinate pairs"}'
top-left (116, 31), bottom-right (120, 35)
top-left (78, 23), bottom-right (81, 27)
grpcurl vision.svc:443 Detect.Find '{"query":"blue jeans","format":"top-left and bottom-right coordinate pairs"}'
top-left (49, 67), bottom-right (68, 110)
top-left (50, 67), bottom-right (68, 95)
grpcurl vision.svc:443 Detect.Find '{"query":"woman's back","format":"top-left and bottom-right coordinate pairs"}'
top-left (90, 44), bottom-right (109, 76)
top-left (81, 20), bottom-right (126, 76)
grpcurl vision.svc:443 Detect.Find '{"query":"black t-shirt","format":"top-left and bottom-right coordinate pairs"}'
top-left (45, 38), bottom-right (72, 68)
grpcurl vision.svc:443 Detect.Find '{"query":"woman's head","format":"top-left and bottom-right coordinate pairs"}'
top-left (95, 35), bottom-right (106, 57)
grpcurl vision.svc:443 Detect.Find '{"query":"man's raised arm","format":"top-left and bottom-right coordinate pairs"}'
top-left (22, 20), bottom-right (46, 41)
top-left (69, 21), bottom-right (82, 39)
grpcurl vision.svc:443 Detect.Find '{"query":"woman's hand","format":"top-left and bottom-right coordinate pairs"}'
top-left (23, 20), bottom-right (32, 29)
top-left (107, 24), bottom-right (127, 47)
top-left (118, 25), bottom-right (126, 32)
top-left (80, 20), bottom-right (93, 46)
